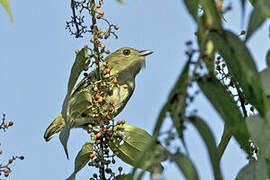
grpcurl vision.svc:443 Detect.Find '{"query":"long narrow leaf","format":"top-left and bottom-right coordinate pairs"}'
top-left (188, 116), bottom-right (222, 180)
top-left (246, 0), bottom-right (270, 40)
top-left (197, 76), bottom-right (251, 154)
top-left (170, 152), bottom-right (199, 180)
top-left (0, 0), bottom-right (14, 24)
top-left (209, 30), bottom-right (266, 117)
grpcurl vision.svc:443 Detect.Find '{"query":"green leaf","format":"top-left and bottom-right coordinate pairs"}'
top-left (246, 110), bottom-right (270, 158)
top-left (0, 0), bottom-right (14, 24)
top-left (260, 66), bottom-right (270, 109)
top-left (266, 49), bottom-right (270, 66)
top-left (197, 76), bottom-right (251, 154)
top-left (170, 152), bottom-right (199, 180)
top-left (182, 0), bottom-right (199, 22)
top-left (200, 0), bottom-right (222, 30)
top-left (209, 30), bottom-right (266, 117)
top-left (246, 0), bottom-right (270, 40)
top-left (235, 156), bottom-right (267, 180)
top-left (66, 142), bottom-right (93, 180)
top-left (249, 0), bottom-right (256, 6)
top-left (109, 124), bottom-right (167, 172)
top-left (59, 126), bottom-right (70, 159)
top-left (260, 67), bottom-right (270, 96)
top-left (68, 48), bottom-right (90, 97)
top-left (117, 174), bottom-right (134, 180)
top-left (168, 61), bottom-right (190, 138)
top-left (188, 116), bottom-right (222, 180)
top-left (217, 124), bottom-right (232, 161)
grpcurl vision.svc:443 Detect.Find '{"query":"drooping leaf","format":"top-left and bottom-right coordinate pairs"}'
top-left (66, 142), bottom-right (93, 180)
top-left (109, 124), bottom-right (167, 172)
top-left (197, 76), bottom-right (251, 154)
top-left (188, 116), bottom-right (222, 180)
top-left (182, 0), bottom-right (199, 22)
top-left (0, 0), bottom-right (14, 24)
top-left (217, 124), bottom-right (232, 161)
top-left (68, 48), bottom-right (90, 97)
top-left (235, 156), bottom-right (267, 180)
top-left (168, 61), bottom-right (190, 138)
top-left (170, 152), bottom-right (199, 180)
top-left (200, 0), bottom-right (222, 30)
top-left (59, 126), bottom-right (71, 159)
top-left (209, 30), bottom-right (266, 117)
top-left (246, 0), bottom-right (270, 40)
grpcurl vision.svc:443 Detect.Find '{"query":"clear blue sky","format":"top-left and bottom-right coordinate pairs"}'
top-left (0, 0), bottom-right (269, 179)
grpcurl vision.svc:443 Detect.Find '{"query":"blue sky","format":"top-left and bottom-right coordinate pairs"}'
top-left (0, 0), bottom-right (269, 179)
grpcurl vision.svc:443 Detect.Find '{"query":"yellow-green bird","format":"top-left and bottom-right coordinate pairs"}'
top-left (44, 47), bottom-right (153, 158)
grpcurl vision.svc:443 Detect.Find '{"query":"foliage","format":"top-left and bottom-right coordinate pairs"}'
top-left (56, 0), bottom-right (270, 179)
top-left (0, 114), bottom-right (24, 179)
top-left (0, 0), bottom-right (14, 24)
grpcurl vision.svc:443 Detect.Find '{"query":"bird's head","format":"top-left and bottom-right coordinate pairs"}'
top-left (106, 47), bottom-right (153, 78)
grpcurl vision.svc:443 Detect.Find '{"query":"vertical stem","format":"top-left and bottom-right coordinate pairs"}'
top-left (90, 0), bottom-right (105, 179)
top-left (90, 0), bottom-right (101, 81)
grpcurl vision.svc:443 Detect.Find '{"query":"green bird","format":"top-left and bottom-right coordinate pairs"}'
top-left (44, 47), bottom-right (153, 157)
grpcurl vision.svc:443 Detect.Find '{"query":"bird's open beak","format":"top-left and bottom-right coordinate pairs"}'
top-left (138, 50), bottom-right (153, 56)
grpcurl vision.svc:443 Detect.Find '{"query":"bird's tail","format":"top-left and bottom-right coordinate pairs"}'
top-left (44, 113), bottom-right (65, 142)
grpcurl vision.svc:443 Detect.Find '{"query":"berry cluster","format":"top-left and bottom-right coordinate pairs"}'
top-left (0, 114), bottom-right (24, 180)
top-left (66, 0), bottom-right (119, 40)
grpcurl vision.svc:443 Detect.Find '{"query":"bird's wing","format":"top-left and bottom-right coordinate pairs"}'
top-left (70, 69), bottom-right (97, 97)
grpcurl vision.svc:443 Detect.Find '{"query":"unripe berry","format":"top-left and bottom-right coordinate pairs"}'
top-left (3, 168), bottom-right (9, 173)
top-left (98, 11), bottom-right (104, 15)
top-left (3, 123), bottom-right (8, 128)
top-left (101, 44), bottom-right (106, 49)
top-left (117, 120), bottom-right (121, 125)
top-left (97, 97), bottom-right (103, 104)
top-left (96, 4), bottom-right (101, 8)
top-left (75, 50), bottom-right (79, 54)
top-left (102, 62), bottom-right (107, 66)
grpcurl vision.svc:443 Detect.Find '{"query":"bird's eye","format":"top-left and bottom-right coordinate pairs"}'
top-left (122, 49), bottom-right (131, 56)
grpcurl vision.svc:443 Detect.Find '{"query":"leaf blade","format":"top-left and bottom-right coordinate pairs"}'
top-left (197, 76), bottom-right (251, 154)
top-left (66, 142), bottom-right (93, 180)
top-left (0, 0), bottom-right (14, 24)
top-left (209, 30), bottom-right (266, 117)
top-left (188, 116), bottom-right (222, 180)
top-left (170, 152), bottom-right (199, 180)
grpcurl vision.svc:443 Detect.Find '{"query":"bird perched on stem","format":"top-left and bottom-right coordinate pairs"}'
top-left (44, 47), bottom-right (153, 158)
